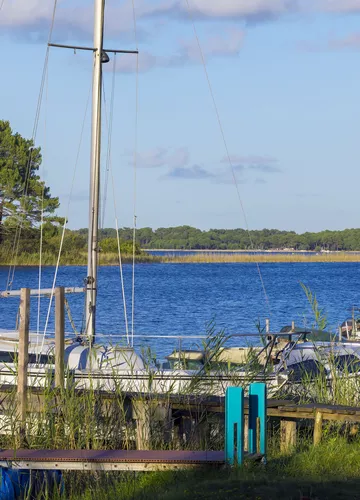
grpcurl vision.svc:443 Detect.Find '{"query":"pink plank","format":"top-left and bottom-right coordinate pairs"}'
top-left (0, 449), bottom-right (225, 464)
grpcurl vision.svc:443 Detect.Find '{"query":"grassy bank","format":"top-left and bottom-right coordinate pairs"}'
top-left (161, 251), bottom-right (360, 263)
top-left (0, 251), bottom-right (160, 266)
top-left (3, 251), bottom-right (360, 265)
top-left (1, 339), bottom-right (360, 498)
top-left (66, 438), bottom-right (360, 499)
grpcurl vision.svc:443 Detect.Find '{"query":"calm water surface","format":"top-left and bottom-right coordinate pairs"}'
top-left (0, 263), bottom-right (358, 357)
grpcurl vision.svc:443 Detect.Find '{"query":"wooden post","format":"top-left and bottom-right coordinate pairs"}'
top-left (243, 414), bottom-right (249, 452)
top-left (55, 287), bottom-right (65, 389)
top-left (352, 307), bottom-right (356, 335)
top-left (265, 319), bottom-right (270, 334)
top-left (313, 411), bottom-right (323, 445)
top-left (338, 326), bottom-right (342, 341)
top-left (133, 400), bottom-right (151, 450)
top-left (280, 419), bottom-right (297, 453)
top-left (291, 321), bottom-right (295, 331)
top-left (18, 288), bottom-right (30, 436)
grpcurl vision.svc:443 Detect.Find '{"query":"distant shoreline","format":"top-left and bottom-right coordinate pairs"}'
top-left (145, 249), bottom-right (320, 253)
top-left (158, 252), bottom-right (360, 263)
top-left (3, 250), bottom-right (360, 265)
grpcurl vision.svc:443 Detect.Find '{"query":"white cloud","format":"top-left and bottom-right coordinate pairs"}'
top-left (134, 147), bottom-right (190, 168)
top-left (157, 0), bottom-right (296, 21)
top-left (136, 148), bottom-right (167, 168)
top-left (217, 154), bottom-right (282, 182)
top-left (155, 0), bottom-right (360, 18)
top-left (165, 164), bottom-right (213, 179)
top-left (3, 0), bottom-right (360, 41)
top-left (178, 29), bottom-right (244, 62)
top-left (134, 147), bottom-right (281, 182)
top-left (313, 0), bottom-right (360, 13)
top-left (255, 178), bottom-right (267, 184)
top-left (298, 31), bottom-right (360, 52)
top-left (249, 164), bottom-right (282, 173)
top-left (0, 0), bottom-right (141, 41)
top-left (105, 29), bottom-right (244, 73)
top-left (222, 155), bottom-right (278, 164)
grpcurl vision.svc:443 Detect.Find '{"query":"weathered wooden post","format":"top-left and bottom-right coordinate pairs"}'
top-left (133, 400), bottom-right (151, 450)
top-left (280, 419), bottom-right (297, 453)
top-left (18, 288), bottom-right (30, 439)
top-left (313, 411), bottom-right (323, 445)
top-left (291, 321), bottom-right (295, 331)
top-left (55, 287), bottom-right (65, 389)
top-left (243, 414), bottom-right (249, 452)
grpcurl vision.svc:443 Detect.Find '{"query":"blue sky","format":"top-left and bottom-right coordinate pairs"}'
top-left (1, 0), bottom-right (360, 233)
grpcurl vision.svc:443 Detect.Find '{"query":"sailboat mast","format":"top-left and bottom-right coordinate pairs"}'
top-left (85, 0), bottom-right (105, 345)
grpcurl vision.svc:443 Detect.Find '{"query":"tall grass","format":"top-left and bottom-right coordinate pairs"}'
top-left (161, 252), bottom-right (360, 263)
top-left (0, 250), bottom-right (160, 266)
top-left (4, 250), bottom-right (360, 265)
top-left (1, 285), bottom-right (360, 497)
top-left (56, 437), bottom-right (360, 499)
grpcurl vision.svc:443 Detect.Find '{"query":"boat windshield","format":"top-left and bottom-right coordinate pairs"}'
top-left (333, 354), bottom-right (360, 374)
top-left (287, 359), bottom-right (324, 382)
top-left (0, 351), bottom-right (53, 365)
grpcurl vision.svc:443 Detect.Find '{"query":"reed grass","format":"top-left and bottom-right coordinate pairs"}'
top-left (4, 250), bottom-right (360, 266)
top-left (1, 291), bottom-right (359, 498)
top-left (0, 251), bottom-right (160, 266)
top-left (61, 437), bottom-right (360, 499)
top-left (160, 252), bottom-right (360, 263)
top-left (1, 348), bottom-right (359, 498)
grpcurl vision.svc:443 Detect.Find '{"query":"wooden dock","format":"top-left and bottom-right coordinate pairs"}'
top-left (0, 386), bottom-right (266, 472)
top-left (0, 449), bottom-right (226, 471)
top-left (0, 385), bottom-right (359, 452)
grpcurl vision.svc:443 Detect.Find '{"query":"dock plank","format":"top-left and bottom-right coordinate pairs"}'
top-left (0, 449), bottom-right (226, 471)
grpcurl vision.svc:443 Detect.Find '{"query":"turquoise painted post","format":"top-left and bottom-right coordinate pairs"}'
top-left (225, 387), bottom-right (244, 465)
top-left (248, 383), bottom-right (267, 456)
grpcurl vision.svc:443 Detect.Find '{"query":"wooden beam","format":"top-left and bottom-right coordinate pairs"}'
top-left (0, 287), bottom-right (84, 298)
top-left (0, 460), bottom-right (218, 471)
top-left (17, 288), bottom-right (30, 440)
top-left (55, 287), bottom-right (65, 389)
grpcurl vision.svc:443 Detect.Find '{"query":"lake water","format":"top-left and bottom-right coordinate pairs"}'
top-left (0, 263), bottom-right (359, 358)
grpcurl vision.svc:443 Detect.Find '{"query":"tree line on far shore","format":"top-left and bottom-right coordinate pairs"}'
top-left (59, 226), bottom-right (359, 252)
top-left (71, 226), bottom-right (360, 252)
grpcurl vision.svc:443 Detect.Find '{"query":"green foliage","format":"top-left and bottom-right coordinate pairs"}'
top-left (99, 237), bottom-right (141, 255)
top-left (300, 282), bottom-right (327, 331)
top-left (0, 120), bottom-right (61, 238)
top-left (74, 225), bottom-right (360, 251)
top-left (66, 438), bottom-right (360, 499)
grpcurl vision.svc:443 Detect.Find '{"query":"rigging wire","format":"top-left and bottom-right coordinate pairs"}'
top-left (131, 54), bottom-right (139, 348)
top-left (86, 53), bottom-right (102, 343)
top-left (36, 57), bottom-right (50, 348)
top-left (102, 56), bottom-right (130, 346)
top-left (41, 218), bottom-right (67, 351)
top-left (6, 0), bottom-right (59, 292)
top-left (184, 0), bottom-right (271, 318)
top-left (130, 0), bottom-right (139, 348)
top-left (38, 80), bottom-right (92, 356)
top-left (101, 53), bottom-right (116, 228)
